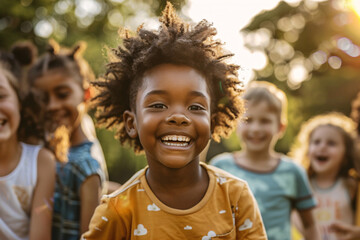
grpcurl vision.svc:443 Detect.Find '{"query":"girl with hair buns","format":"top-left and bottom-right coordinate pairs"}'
top-left (27, 41), bottom-right (106, 240)
top-left (0, 44), bottom-right (56, 240)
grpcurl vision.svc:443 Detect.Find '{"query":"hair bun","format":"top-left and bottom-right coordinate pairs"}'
top-left (47, 39), bottom-right (60, 55)
top-left (69, 41), bottom-right (86, 59)
top-left (11, 41), bottom-right (37, 66)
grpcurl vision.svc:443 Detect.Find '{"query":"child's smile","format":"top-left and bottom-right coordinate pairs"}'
top-left (237, 101), bottom-right (281, 153)
top-left (161, 134), bottom-right (191, 147)
top-left (128, 64), bottom-right (211, 169)
top-left (34, 69), bottom-right (85, 135)
top-left (0, 72), bottom-right (20, 142)
top-left (308, 125), bottom-right (345, 177)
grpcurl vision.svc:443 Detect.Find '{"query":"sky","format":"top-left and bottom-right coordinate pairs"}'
top-left (183, 0), bottom-right (288, 83)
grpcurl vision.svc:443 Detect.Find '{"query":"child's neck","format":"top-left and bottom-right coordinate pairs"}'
top-left (146, 158), bottom-right (209, 210)
top-left (314, 172), bottom-right (339, 189)
top-left (0, 136), bottom-right (22, 177)
top-left (70, 123), bottom-right (89, 146)
top-left (236, 149), bottom-right (280, 172)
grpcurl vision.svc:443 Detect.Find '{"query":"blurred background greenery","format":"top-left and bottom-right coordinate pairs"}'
top-left (1, 0), bottom-right (360, 183)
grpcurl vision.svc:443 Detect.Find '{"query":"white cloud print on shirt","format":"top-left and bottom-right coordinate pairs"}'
top-left (147, 203), bottom-right (160, 211)
top-left (239, 219), bottom-right (253, 231)
top-left (202, 231), bottom-right (216, 240)
top-left (134, 224), bottom-right (147, 236)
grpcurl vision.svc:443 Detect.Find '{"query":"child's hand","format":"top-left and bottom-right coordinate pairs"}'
top-left (329, 221), bottom-right (360, 240)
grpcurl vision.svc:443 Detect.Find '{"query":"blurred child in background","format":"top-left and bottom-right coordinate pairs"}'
top-left (290, 112), bottom-right (357, 240)
top-left (82, 3), bottom-right (267, 239)
top-left (211, 81), bottom-right (320, 240)
top-left (350, 91), bottom-right (360, 170)
top-left (0, 44), bottom-right (56, 240)
top-left (27, 41), bottom-right (106, 240)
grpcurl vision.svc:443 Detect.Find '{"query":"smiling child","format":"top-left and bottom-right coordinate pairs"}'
top-left (290, 112), bottom-right (357, 240)
top-left (211, 81), bottom-right (320, 240)
top-left (27, 42), bottom-right (106, 240)
top-left (82, 3), bottom-right (267, 240)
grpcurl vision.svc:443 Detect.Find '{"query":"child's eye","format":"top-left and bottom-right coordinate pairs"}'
top-left (150, 103), bottom-right (167, 109)
top-left (243, 117), bottom-right (251, 124)
top-left (188, 105), bottom-right (205, 111)
top-left (260, 118), bottom-right (271, 124)
top-left (311, 139), bottom-right (320, 145)
top-left (56, 91), bottom-right (70, 99)
top-left (0, 93), bottom-right (7, 99)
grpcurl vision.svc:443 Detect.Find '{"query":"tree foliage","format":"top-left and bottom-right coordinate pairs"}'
top-left (241, 0), bottom-right (360, 153)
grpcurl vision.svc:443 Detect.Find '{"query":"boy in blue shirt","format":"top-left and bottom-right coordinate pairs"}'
top-left (211, 81), bottom-right (320, 240)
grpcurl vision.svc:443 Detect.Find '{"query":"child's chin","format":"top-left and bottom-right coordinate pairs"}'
top-left (161, 159), bottom-right (192, 169)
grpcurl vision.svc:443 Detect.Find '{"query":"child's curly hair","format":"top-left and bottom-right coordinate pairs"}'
top-left (289, 112), bottom-right (356, 178)
top-left (351, 91), bottom-right (360, 134)
top-left (93, 2), bottom-right (244, 152)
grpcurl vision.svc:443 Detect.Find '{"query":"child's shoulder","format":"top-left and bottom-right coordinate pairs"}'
top-left (65, 141), bottom-right (106, 181)
top-left (209, 152), bottom-right (235, 166)
top-left (278, 155), bottom-right (306, 173)
top-left (104, 168), bottom-right (146, 199)
top-left (203, 163), bottom-right (254, 205)
top-left (68, 141), bottom-right (98, 164)
top-left (203, 163), bottom-right (248, 188)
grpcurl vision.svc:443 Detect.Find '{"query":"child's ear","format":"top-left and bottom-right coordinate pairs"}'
top-left (278, 122), bottom-right (287, 138)
top-left (123, 110), bottom-right (138, 138)
top-left (83, 88), bottom-right (91, 102)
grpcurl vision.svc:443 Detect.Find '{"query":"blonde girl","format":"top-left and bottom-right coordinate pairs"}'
top-left (290, 112), bottom-right (357, 240)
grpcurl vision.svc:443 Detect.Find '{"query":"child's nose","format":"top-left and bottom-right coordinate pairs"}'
top-left (318, 142), bottom-right (326, 150)
top-left (249, 121), bottom-right (261, 131)
top-left (166, 112), bottom-right (190, 126)
top-left (47, 95), bottom-right (61, 111)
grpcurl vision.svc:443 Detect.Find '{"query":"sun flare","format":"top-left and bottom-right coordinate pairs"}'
top-left (349, 0), bottom-right (360, 17)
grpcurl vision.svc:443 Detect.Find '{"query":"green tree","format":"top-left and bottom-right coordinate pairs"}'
top-left (241, 0), bottom-right (360, 153)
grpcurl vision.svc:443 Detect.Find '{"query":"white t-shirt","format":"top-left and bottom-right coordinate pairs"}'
top-left (312, 178), bottom-right (354, 240)
top-left (0, 142), bottom-right (41, 240)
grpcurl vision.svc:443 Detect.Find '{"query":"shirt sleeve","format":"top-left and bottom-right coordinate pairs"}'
top-left (235, 182), bottom-right (268, 240)
top-left (81, 197), bottom-right (128, 240)
top-left (75, 156), bottom-right (105, 188)
top-left (209, 153), bottom-right (232, 167)
top-left (293, 164), bottom-right (317, 210)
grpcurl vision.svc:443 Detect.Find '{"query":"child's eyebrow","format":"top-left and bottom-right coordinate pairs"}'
top-left (145, 90), bottom-right (208, 99)
top-left (54, 85), bottom-right (70, 91)
top-left (189, 91), bottom-right (208, 99)
top-left (145, 90), bottom-right (167, 98)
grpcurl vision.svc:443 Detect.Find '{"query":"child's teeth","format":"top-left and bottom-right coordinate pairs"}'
top-left (161, 135), bottom-right (190, 142)
top-left (163, 142), bottom-right (188, 146)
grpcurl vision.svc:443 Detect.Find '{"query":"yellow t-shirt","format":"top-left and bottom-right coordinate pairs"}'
top-left (82, 163), bottom-right (267, 240)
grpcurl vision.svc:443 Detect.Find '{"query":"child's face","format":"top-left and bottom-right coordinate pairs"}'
top-left (308, 125), bottom-right (345, 177)
top-left (127, 64), bottom-right (211, 169)
top-left (0, 72), bottom-right (20, 142)
top-left (237, 101), bottom-right (282, 153)
top-left (34, 69), bottom-right (85, 134)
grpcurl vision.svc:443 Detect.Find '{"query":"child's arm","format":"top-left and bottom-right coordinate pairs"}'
top-left (81, 197), bottom-right (129, 240)
top-left (298, 208), bottom-right (321, 240)
top-left (80, 174), bottom-right (102, 234)
top-left (29, 148), bottom-right (56, 240)
top-left (329, 221), bottom-right (360, 240)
